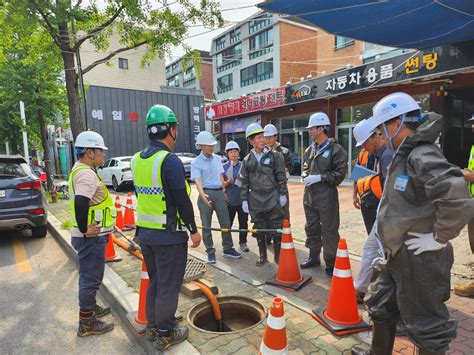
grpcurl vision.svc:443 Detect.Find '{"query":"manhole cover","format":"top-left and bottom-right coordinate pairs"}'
top-left (187, 296), bottom-right (267, 334)
top-left (183, 258), bottom-right (206, 282)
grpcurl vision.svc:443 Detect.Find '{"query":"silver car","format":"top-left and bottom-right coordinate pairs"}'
top-left (0, 155), bottom-right (48, 237)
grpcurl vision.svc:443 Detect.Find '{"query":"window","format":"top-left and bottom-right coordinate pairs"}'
top-left (335, 36), bottom-right (354, 50)
top-left (215, 36), bottom-right (226, 50)
top-left (249, 28), bottom-right (273, 59)
top-left (240, 60), bottom-right (273, 87)
top-left (167, 75), bottom-right (180, 87)
top-left (109, 159), bottom-right (118, 167)
top-left (171, 62), bottom-right (180, 71)
top-left (216, 44), bottom-right (242, 72)
top-left (249, 13), bottom-right (272, 34)
top-left (118, 58), bottom-right (128, 69)
top-left (183, 67), bottom-right (195, 81)
top-left (230, 27), bottom-right (241, 44)
top-left (217, 73), bottom-right (233, 94)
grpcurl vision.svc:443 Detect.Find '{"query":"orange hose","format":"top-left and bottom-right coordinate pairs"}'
top-left (192, 280), bottom-right (222, 321)
top-left (112, 235), bottom-right (144, 261)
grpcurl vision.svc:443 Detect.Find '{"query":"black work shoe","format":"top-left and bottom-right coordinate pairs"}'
top-left (256, 256), bottom-right (268, 266)
top-left (325, 267), bottom-right (334, 277)
top-left (77, 316), bottom-right (114, 337)
top-left (145, 326), bottom-right (157, 342)
top-left (95, 304), bottom-right (111, 318)
top-left (155, 326), bottom-right (189, 352)
top-left (300, 255), bottom-right (321, 269)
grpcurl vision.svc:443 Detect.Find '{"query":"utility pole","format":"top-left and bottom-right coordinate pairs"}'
top-left (19, 101), bottom-right (29, 163)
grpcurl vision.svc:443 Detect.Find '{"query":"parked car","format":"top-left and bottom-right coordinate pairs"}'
top-left (0, 155), bottom-right (48, 237)
top-left (98, 156), bottom-right (133, 191)
top-left (175, 153), bottom-right (196, 179)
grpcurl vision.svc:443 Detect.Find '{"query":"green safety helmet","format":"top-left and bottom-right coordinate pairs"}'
top-left (146, 105), bottom-right (178, 126)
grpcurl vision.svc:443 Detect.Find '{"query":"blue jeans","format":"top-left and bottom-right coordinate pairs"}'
top-left (71, 235), bottom-right (108, 311)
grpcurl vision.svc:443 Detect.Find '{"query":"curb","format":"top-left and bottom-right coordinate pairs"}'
top-left (47, 213), bottom-right (199, 355)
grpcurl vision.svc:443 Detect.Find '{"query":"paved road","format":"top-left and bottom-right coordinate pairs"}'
top-left (0, 229), bottom-right (144, 355)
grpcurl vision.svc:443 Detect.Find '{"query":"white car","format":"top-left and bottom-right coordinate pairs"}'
top-left (98, 156), bottom-right (133, 191)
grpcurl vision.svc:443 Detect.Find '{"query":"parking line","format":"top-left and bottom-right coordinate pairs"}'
top-left (12, 239), bottom-right (32, 273)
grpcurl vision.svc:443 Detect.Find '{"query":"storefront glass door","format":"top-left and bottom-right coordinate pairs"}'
top-left (336, 124), bottom-right (360, 179)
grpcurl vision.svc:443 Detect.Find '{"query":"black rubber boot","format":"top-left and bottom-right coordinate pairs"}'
top-left (256, 235), bottom-right (268, 266)
top-left (351, 322), bottom-right (396, 355)
top-left (273, 235), bottom-right (281, 264)
top-left (300, 249), bottom-right (321, 269)
top-left (418, 349), bottom-right (446, 355)
top-left (77, 315), bottom-right (114, 337)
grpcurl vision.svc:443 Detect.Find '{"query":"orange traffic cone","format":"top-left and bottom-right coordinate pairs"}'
top-left (311, 238), bottom-right (370, 336)
top-left (124, 192), bottom-right (136, 228)
top-left (114, 195), bottom-right (125, 230)
top-left (266, 220), bottom-right (312, 291)
top-left (105, 232), bottom-right (122, 262)
top-left (126, 260), bottom-right (149, 334)
top-left (259, 298), bottom-right (287, 355)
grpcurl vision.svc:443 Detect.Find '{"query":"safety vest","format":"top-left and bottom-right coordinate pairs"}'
top-left (357, 174), bottom-right (383, 200)
top-left (131, 150), bottom-right (190, 230)
top-left (68, 165), bottom-right (116, 235)
top-left (358, 149), bottom-right (369, 167)
top-left (468, 145), bottom-right (474, 197)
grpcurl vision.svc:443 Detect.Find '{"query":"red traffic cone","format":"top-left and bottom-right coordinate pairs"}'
top-left (124, 192), bottom-right (136, 228)
top-left (114, 195), bottom-right (125, 230)
top-left (266, 220), bottom-right (312, 291)
top-left (105, 232), bottom-right (122, 262)
top-left (311, 238), bottom-right (370, 336)
top-left (126, 260), bottom-right (149, 334)
top-left (259, 298), bottom-right (287, 355)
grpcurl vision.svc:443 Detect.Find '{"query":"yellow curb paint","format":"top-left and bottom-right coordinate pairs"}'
top-left (12, 239), bottom-right (32, 273)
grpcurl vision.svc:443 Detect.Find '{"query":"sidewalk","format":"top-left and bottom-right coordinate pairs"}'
top-left (48, 182), bottom-right (474, 354)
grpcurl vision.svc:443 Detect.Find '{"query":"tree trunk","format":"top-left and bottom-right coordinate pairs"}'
top-left (59, 23), bottom-right (84, 141)
top-left (36, 108), bottom-right (55, 191)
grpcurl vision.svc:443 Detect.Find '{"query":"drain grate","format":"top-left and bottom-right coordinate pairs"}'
top-left (183, 258), bottom-right (206, 282)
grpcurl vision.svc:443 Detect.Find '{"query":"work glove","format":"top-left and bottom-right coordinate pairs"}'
top-left (242, 200), bottom-right (249, 214)
top-left (404, 232), bottom-right (447, 255)
top-left (303, 174), bottom-right (321, 186)
top-left (279, 195), bottom-right (287, 207)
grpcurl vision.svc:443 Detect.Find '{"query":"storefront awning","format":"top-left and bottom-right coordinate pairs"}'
top-left (258, 0), bottom-right (474, 49)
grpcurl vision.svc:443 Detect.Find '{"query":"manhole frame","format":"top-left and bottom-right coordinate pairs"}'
top-left (187, 296), bottom-right (268, 335)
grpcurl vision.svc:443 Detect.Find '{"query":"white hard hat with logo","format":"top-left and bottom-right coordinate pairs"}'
top-left (263, 124), bottom-right (278, 137)
top-left (307, 112), bottom-right (330, 128)
top-left (245, 122), bottom-right (264, 139)
top-left (196, 131), bottom-right (217, 146)
top-left (225, 141), bottom-right (240, 151)
top-left (370, 92), bottom-right (421, 129)
top-left (74, 131), bottom-right (108, 150)
top-left (353, 119), bottom-right (375, 147)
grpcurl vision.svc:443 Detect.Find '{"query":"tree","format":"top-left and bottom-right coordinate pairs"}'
top-left (0, 4), bottom-right (68, 190)
top-left (25, 0), bottom-right (224, 139)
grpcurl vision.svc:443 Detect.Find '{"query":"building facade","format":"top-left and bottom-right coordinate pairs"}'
top-left (165, 50), bottom-right (214, 100)
top-left (80, 31), bottom-right (166, 92)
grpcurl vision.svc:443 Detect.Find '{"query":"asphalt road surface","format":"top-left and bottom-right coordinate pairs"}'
top-left (0, 229), bottom-right (144, 355)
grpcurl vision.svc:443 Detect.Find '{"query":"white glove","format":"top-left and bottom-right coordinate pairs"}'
top-left (404, 232), bottom-right (447, 255)
top-left (279, 195), bottom-right (287, 207)
top-left (303, 174), bottom-right (321, 186)
top-left (242, 200), bottom-right (249, 213)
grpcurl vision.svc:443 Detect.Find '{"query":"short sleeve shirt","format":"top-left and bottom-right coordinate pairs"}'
top-left (190, 153), bottom-right (224, 188)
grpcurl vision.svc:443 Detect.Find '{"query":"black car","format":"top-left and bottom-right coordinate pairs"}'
top-left (0, 155), bottom-right (48, 237)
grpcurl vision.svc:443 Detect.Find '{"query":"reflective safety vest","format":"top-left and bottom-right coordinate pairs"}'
top-left (68, 165), bottom-right (116, 236)
top-left (131, 150), bottom-right (190, 230)
top-left (357, 174), bottom-right (383, 200)
top-left (358, 149), bottom-right (369, 167)
top-left (468, 145), bottom-right (474, 197)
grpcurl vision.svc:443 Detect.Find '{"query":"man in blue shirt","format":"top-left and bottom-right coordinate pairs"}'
top-left (222, 141), bottom-right (249, 253)
top-left (191, 131), bottom-right (242, 263)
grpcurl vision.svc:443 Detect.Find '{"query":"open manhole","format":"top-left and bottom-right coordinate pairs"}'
top-left (187, 296), bottom-right (267, 334)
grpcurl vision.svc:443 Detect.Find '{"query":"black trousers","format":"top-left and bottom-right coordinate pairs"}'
top-left (227, 204), bottom-right (248, 244)
top-left (141, 242), bottom-right (187, 336)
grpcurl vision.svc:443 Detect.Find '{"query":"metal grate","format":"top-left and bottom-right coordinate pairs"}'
top-left (183, 258), bottom-right (206, 283)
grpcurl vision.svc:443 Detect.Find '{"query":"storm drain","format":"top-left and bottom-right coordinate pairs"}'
top-left (187, 296), bottom-right (266, 334)
top-left (183, 258), bottom-right (206, 282)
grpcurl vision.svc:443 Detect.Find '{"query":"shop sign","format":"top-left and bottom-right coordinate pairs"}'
top-left (222, 115), bottom-right (261, 134)
top-left (205, 87), bottom-right (286, 120)
top-left (287, 45), bottom-right (474, 104)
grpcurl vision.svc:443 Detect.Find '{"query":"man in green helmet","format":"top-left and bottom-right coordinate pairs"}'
top-left (131, 104), bottom-right (201, 352)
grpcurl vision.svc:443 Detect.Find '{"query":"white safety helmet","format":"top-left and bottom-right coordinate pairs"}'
top-left (370, 92), bottom-right (421, 129)
top-left (263, 124), bottom-right (278, 137)
top-left (353, 119), bottom-right (375, 147)
top-left (245, 122), bottom-right (264, 139)
top-left (74, 131), bottom-right (108, 150)
top-left (307, 112), bottom-right (330, 128)
top-left (195, 131), bottom-right (217, 146)
top-left (225, 141), bottom-right (240, 152)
